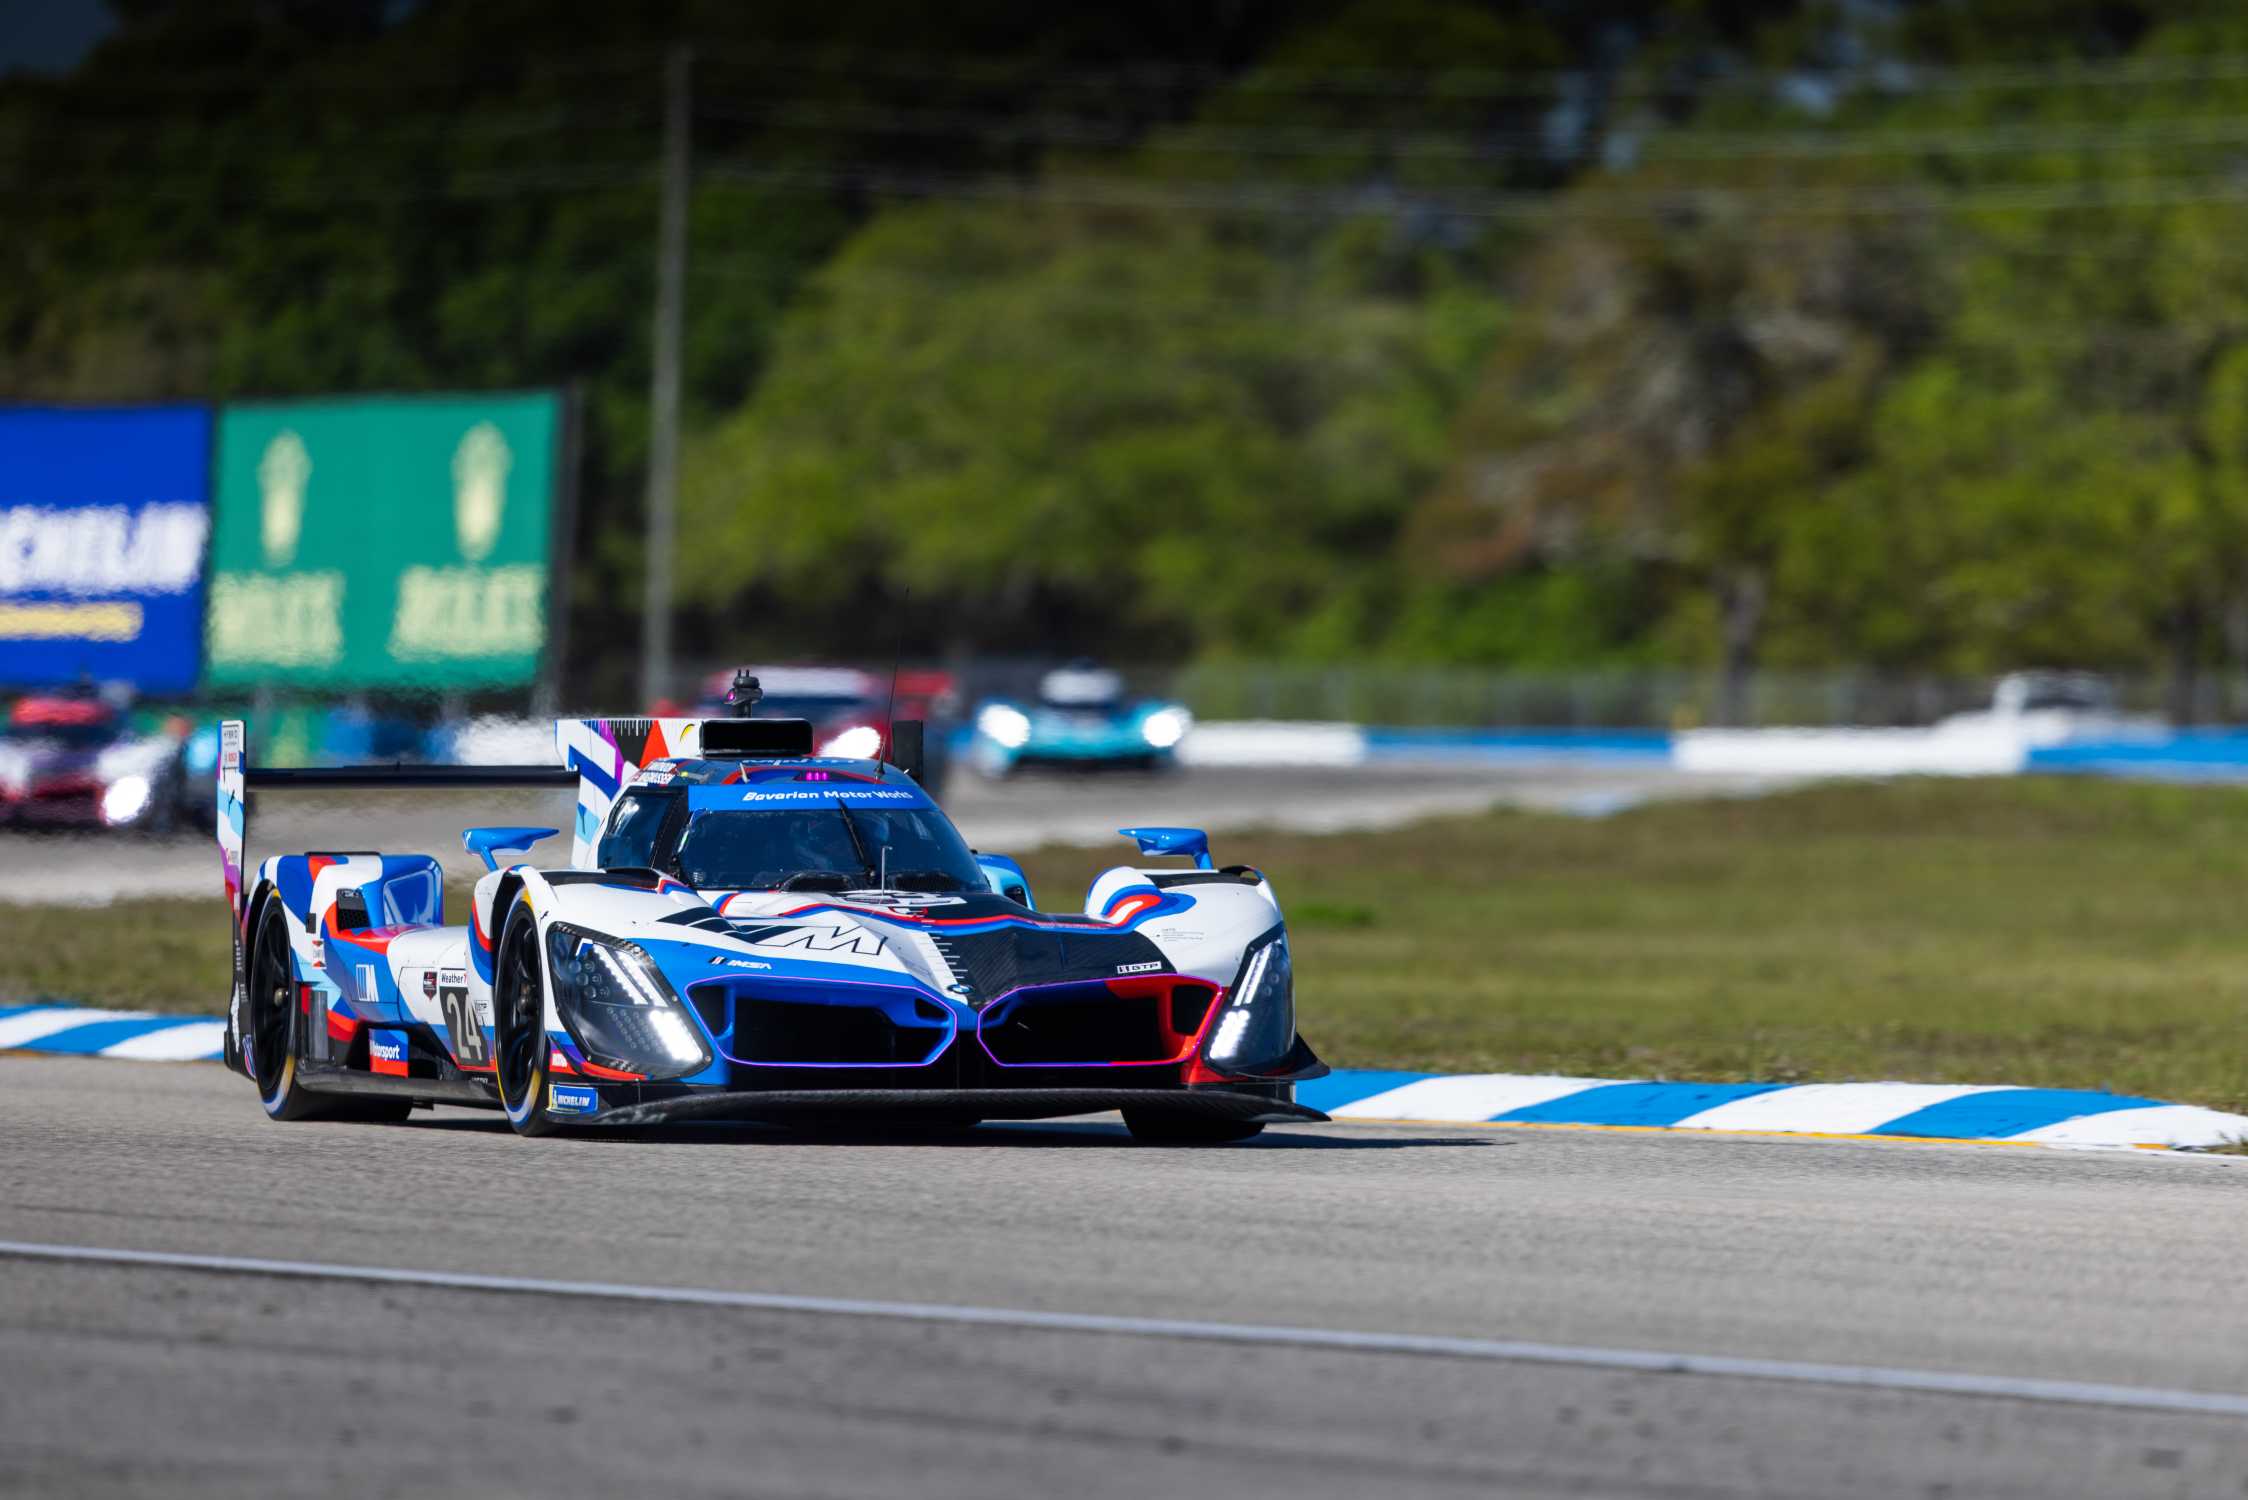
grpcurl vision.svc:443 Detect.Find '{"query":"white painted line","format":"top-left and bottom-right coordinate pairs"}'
top-left (0, 1008), bottom-right (150, 1049)
top-left (2015, 1104), bottom-right (2248, 1150)
top-left (98, 1021), bottom-right (229, 1061)
top-left (1670, 1083), bottom-right (2010, 1136)
top-left (4, 1239), bottom-right (2246, 1419)
top-left (1327, 1074), bottom-right (1611, 1122)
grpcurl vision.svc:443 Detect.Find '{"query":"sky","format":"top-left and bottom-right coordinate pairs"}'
top-left (0, 0), bottom-right (114, 77)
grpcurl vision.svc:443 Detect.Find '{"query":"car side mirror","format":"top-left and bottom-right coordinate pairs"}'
top-left (975, 852), bottom-right (1034, 909)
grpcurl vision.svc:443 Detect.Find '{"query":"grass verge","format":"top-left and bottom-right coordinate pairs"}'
top-left (7, 778), bottom-right (2248, 1111)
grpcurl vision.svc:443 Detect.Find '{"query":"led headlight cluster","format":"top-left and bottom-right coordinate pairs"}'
top-left (545, 923), bottom-right (710, 1080)
top-left (1204, 927), bottom-right (1294, 1072)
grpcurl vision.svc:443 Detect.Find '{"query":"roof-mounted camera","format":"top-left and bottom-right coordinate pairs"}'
top-left (723, 669), bottom-right (763, 716)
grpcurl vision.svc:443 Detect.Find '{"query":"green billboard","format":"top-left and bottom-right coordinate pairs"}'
top-left (205, 391), bottom-right (561, 690)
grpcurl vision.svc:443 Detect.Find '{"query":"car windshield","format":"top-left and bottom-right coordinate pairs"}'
top-left (673, 804), bottom-right (985, 893)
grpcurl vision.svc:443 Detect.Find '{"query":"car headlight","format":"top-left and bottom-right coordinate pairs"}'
top-left (1140, 706), bottom-right (1191, 749)
top-left (821, 724), bottom-right (883, 760)
top-left (101, 775), bottom-right (153, 826)
top-left (545, 923), bottom-right (709, 1079)
top-left (977, 704), bottom-right (1031, 749)
top-left (1204, 927), bottom-right (1293, 1071)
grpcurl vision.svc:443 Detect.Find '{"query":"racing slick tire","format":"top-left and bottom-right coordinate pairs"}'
top-left (247, 902), bottom-right (410, 1124)
top-left (492, 900), bottom-right (568, 1137)
top-left (1121, 1110), bottom-right (1264, 1145)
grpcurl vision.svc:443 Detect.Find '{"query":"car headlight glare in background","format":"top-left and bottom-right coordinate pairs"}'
top-left (100, 775), bottom-right (152, 826)
top-left (1140, 706), bottom-right (1191, 749)
top-left (822, 724), bottom-right (883, 759)
top-left (545, 922), bottom-right (709, 1078)
top-left (977, 704), bottom-right (1032, 749)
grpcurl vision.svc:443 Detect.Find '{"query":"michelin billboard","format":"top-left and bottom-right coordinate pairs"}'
top-left (0, 404), bottom-right (213, 694)
top-left (204, 392), bottom-right (561, 690)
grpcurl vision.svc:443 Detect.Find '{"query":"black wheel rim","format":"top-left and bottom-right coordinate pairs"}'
top-left (249, 909), bottom-right (293, 1097)
top-left (497, 916), bottom-right (542, 1108)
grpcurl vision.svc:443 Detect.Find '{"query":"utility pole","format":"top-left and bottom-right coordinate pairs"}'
top-left (640, 43), bottom-right (691, 710)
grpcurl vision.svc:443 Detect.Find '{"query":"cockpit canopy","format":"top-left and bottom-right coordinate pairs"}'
top-left (596, 760), bottom-right (984, 895)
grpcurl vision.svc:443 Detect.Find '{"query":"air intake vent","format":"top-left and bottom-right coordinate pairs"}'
top-left (694, 977), bottom-right (953, 1067)
top-left (979, 980), bottom-right (1216, 1066)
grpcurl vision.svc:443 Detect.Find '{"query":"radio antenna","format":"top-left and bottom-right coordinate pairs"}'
top-left (880, 587), bottom-right (910, 766)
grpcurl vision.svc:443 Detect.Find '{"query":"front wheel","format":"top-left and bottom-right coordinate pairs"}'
top-left (1122, 1110), bottom-right (1264, 1145)
top-left (492, 900), bottom-right (567, 1137)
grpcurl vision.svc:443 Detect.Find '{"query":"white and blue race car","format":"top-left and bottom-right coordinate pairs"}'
top-left (217, 706), bottom-right (1323, 1142)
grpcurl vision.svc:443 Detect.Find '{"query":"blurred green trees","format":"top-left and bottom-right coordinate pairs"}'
top-left (14, 0), bottom-right (2248, 690)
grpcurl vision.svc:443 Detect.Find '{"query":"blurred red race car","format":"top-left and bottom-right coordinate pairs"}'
top-left (0, 689), bottom-right (192, 832)
top-left (694, 665), bottom-right (957, 792)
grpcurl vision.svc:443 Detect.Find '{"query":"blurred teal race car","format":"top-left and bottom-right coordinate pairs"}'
top-left (969, 662), bottom-right (1191, 777)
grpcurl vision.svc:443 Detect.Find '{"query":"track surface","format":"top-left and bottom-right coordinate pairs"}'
top-left (3, 1055), bottom-right (2244, 1497)
top-left (0, 762), bottom-right (1786, 905)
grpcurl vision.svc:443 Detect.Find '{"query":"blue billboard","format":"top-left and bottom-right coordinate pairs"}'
top-left (0, 405), bottom-right (212, 694)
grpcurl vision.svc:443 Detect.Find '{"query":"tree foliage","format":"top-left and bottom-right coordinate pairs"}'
top-left (14, 0), bottom-right (2248, 690)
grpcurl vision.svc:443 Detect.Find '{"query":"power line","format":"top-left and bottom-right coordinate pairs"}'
top-left (3, 50), bottom-right (661, 96)
top-left (694, 159), bottom-right (2248, 223)
top-left (22, 88), bottom-right (2248, 171)
top-left (688, 43), bottom-right (2248, 101)
top-left (694, 96), bottom-right (2248, 164)
top-left (0, 108), bottom-right (659, 148)
top-left (34, 41), bottom-right (2248, 104)
top-left (13, 151), bottom-right (2248, 221)
top-left (0, 163), bottom-right (654, 204)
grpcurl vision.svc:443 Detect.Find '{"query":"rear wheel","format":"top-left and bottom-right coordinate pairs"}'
top-left (493, 901), bottom-right (566, 1137)
top-left (1122, 1110), bottom-right (1264, 1145)
top-left (247, 901), bottom-right (409, 1123)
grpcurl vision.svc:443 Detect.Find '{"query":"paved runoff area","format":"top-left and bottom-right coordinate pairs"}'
top-left (3, 1054), bottom-right (2246, 1497)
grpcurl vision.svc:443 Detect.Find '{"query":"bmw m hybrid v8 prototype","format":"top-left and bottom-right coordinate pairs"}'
top-left (218, 706), bottom-right (1325, 1142)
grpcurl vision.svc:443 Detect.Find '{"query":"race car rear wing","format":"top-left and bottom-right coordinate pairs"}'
top-left (215, 719), bottom-right (580, 1077)
top-left (217, 713), bottom-right (933, 911)
top-left (216, 719), bottom-right (577, 929)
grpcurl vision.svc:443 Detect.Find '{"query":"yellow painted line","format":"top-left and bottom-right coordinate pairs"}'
top-left (1328, 1115), bottom-right (2179, 1150)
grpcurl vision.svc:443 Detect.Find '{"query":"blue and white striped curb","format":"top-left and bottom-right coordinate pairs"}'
top-left (6, 1005), bottom-right (2243, 1150)
top-left (1300, 1071), bottom-right (2248, 1150)
top-left (0, 1004), bottom-right (226, 1062)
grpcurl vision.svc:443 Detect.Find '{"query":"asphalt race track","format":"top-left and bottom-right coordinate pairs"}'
top-left (0, 761), bottom-right (1788, 905)
top-left (3, 1055), bottom-right (2245, 1498)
